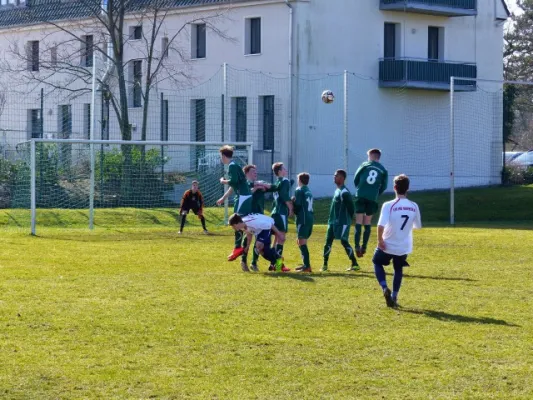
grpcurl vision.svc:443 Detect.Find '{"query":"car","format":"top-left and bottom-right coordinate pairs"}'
top-left (509, 150), bottom-right (533, 168)
top-left (504, 151), bottom-right (524, 164)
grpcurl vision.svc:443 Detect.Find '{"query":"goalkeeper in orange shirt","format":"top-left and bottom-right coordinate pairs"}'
top-left (179, 180), bottom-right (208, 234)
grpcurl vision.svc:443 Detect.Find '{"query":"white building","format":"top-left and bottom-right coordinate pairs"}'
top-left (0, 0), bottom-right (510, 198)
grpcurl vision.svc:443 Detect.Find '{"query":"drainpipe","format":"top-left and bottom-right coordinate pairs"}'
top-left (284, 0), bottom-right (294, 177)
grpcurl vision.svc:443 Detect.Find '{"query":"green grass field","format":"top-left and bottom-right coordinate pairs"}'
top-left (0, 186), bottom-right (532, 399)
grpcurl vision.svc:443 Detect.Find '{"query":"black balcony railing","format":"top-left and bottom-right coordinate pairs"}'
top-left (379, 58), bottom-right (477, 91)
top-left (380, 0), bottom-right (477, 16)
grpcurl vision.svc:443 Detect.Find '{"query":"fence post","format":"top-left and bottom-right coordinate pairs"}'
top-left (343, 70), bottom-right (349, 172)
top-left (450, 77), bottom-right (455, 226)
top-left (160, 92), bottom-right (165, 185)
top-left (30, 139), bottom-right (36, 236)
top-left (89, 52), bottom-right (97, 230)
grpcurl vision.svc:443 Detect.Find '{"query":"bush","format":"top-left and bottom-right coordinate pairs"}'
top-left (502, 165), bottom-right (533, 185)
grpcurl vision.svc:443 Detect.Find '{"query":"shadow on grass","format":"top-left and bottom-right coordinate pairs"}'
top-left (31, 230), bottom-right (208, 242)
top-left (400, 308), bottom-right (520, 327)
top-left (355, 270), bottom-right (477, 282)
top-left (263, 271), bottom-right (374, 282)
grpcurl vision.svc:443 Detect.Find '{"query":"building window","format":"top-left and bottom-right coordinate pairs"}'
top-left (27, 109), bottom-right (42, 139)
top-left (191, 23), bottom-right (206, 59)
top-left (262, 96), bottom-right (274, 150)
top-left (27, 40), bottom-right (39, 72)
top-left (161, 36), bottom-right (169, 59)
top-left (234, 97), bottom-right (247, 142)
top-left (83, 103), bottom-right (91, 139)
top-left (428, 26), bottom-right (444, 61)
top-left (384, 23), bottom-right (399, 59)
top-left (162, 99), bottom-right (169, 141)
top-left (131, 60), bottom-right (142, 108)
top-left (50, 46), bottom-right (57, 66)
top-left (245, 17), bottom-right (261, 55)
top-left (58, 105), bottom-right (72, 139)
top-left (131, 26), bottom-right (142, 40)
top-left (81, 35), bottom-right (93, 67)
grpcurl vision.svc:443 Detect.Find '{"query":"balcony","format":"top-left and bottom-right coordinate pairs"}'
top-left (380, 0), bottom-right (477, 17)
top-left (379, 58), bottom-right (477, 91)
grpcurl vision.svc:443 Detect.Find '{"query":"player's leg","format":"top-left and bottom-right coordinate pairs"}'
top-left (228, 198), bottom-right (249, 261)
top-left (361, 201), bottom-right (378, 255)
top-left (372, 248), bottom-right (395, 307)
top-left (354, 199), bottom-right (365, 257)
top-left (195, 208), bottom-right (208, 233)
top-left (322, 225), bottom-right (335, 271)
top-left (339, 224), bottom-right (359, 271)
top-left (258, 230), bottom-right (288, 272)
top-left (296, 224), bottom-right (312, 272)
top-left (272, 214), bottom-right (288, 258)
top-left (241, 235), bottom-right (249, 271)
top-left (179, 209), bottom-right (189, 233)
top-left (391, 255), bottom-right (409, 307)
top-left (250, 236), bottom-right (260, 271)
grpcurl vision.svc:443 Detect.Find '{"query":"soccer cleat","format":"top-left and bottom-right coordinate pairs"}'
top-left (203, 229), bottom-right (209, 235)
top-left (321, 265), bottom-right (328, 272)
top-left (227, 247), bottom-right (244, 261)
top-left (295, 265), bottom-right (306, 271)
top-left (281, 265), bottom-right (291, 272)
top-left (250, 264), bottom-right (259, 272)
top-left (383, 288), bottom-right (395, 308)
top-left (178, 231), bottom-right (182, 235)
top-left (346, 265), bottom-right (360, 272)
top-left (241, 261), bottom-right (250, 272)
top-left (355, 246), bottom-right (363, 258)
top-left (361, 247), bottom-right (367, 256)
top-left (391, 299), bottom-right (400, 309)
top-left (268, 264), bottom-right (275, 271)
top-left (298, 266), bottom-right (312, 273)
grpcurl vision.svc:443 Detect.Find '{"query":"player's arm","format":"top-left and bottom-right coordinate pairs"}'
top-left (198, 191), bottom-right (204, 208)
top-left (220, 164), bottom-right (237, 185)
top-left (292, 190), bottom-right (302, 215)
top-left (216, 187), bottom-right (234, 206)
top-left (244, 231), bottom-right (253, 253)
top-left (180, 190), bottom-right (189, 210)
top-left (414, 205), bottom-right (422, 229)
top-left (376, 203), bottom-right (390, 250)
top-left (342, 191), bottom-right (355, 220)
top-left (379, 169), bottom-right (389, 195)
top-left (353, 165), bottom-right (364, 188)
top-left (280, 181), bottom-right (294, 216)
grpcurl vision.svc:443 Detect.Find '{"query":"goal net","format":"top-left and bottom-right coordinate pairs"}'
top-left (19, 139), bottom-right (253, 234)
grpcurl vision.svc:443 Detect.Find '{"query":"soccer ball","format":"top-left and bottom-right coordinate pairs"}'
top-left (321, 90), bottom-right (335, 104)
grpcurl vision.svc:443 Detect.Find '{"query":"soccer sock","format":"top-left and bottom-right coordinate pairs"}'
top-left (363, 225), bottom-right (372, 250)
top-left (392, 291), bottom-right (399, 301)
top-left (200, 216), bottom-right (207, 230)
top-left (180, 214), bottom-right (187, 231)
top-left (275, 244), bottom-right (284, 258)
top-left (392, 265), bottom-right (403, 293)
top-left (241, 236), bottom-right (248, 264)
top-left (299, 244), bottom-right (310, 268)
top-left (341, 240), bottom-right (358, 266)
top-left (355, 224), bottom-right (362, 247)
top-left (234, 231), bottom-right (243, 249)
top-left (323, 243), bottom-right (332, 266)
top-left (252, 246), bottom-right (260, 265)
top-left (373, 263), bottom-right (387, 289)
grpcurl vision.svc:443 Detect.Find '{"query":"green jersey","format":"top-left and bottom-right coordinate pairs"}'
top-left (353, 161), bottom-right (388, 202)
top-left (249, 181), bottom-right (265, 214)
top-left (328, 185), bottom-right (355, 226)
top-left (227, 161), bottom-right (251, 196)
top-left (293, 185), bottom-right (314, 227)
top-left (271, 177), bottom-right (291, 217)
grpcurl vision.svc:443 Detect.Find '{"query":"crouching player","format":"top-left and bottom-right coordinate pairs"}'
top-left (228, 213), bottom-right (290, 273)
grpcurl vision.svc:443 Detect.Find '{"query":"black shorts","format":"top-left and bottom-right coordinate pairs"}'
top-left (256, 229), bottom-right (272, 248)
top-left (181, 207), bottom-right (203, 216)
top-left (372, 248), bottom-right (410, 269)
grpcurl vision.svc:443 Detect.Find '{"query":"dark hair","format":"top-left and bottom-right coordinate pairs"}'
top-left (272, 162), bottom-right (284, 176)
top-left (228, 213), bottom-right (243, 226)
top-left (298, 172), bottom-right (310, 185)
top-left (219, 145), bottom-right (234, 159)
top-left (243, 164), bottom-right (257, 174)
top-left (335, 169), bottom-right (347, 179)
top-left (394, 174), bottom-right (410, 195)
top-left (368, 148), bottom-right (381, 159)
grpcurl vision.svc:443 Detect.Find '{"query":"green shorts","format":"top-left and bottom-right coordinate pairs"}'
top-left (355, 198), bottom-right (378, 216)
top-left (326, 224), bottom-right (350, 242)
top-left (297, 222), bottom-right (313, 240)
top-left (233, 195), bottom-right (253, 216)
top-left (272, 213), bottom-right (288, 233)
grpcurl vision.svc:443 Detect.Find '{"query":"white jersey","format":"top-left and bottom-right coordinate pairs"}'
top-left (243, 214), bottom-right (274, 236)
top-left (377, 198), bottom-right (422, 256)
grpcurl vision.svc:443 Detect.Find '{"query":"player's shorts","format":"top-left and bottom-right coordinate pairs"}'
top-left (272, 213), bottom-right (288, 233)
top-left (372, 248), bottom-right (410, 269)
top-left (255, 229), bottom-right (272, 248)
top-left (297, 222), bottom-right (313, 239)
top-left (181, 207), bottom-right (203, 217)
top-left (355, 198), bottom-right (378, 216)
top-left (233, 195), bottom-right (253, 216)
top-left (327, 224), bottom-right (350, 242)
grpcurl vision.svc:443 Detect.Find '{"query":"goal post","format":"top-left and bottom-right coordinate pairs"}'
top-left (29, 139), bottom-right (254, 235)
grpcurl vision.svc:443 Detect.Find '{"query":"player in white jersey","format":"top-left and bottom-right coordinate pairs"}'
top-left (228, 213), bottom-right (290, 272)
top-left (372, 174), bottom-right (421, 308)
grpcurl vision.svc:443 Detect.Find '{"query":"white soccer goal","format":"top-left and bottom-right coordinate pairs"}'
top-left (28, 139), bottom-right (253, 235)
